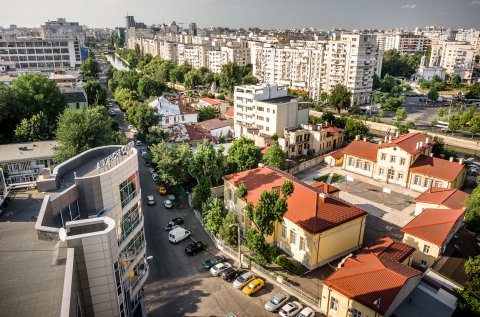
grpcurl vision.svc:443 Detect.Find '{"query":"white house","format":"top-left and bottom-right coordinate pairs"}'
top-left (148, 97), bottom-right (198, 127)
top-left (197, 118), bottom-right (232, 139)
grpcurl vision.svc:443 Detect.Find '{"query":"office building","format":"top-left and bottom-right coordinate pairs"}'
top-left (384, 33), bottom-right (430, 54)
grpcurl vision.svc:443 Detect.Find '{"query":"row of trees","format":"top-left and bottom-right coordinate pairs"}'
top-left (381, 49), bottom-right (425, 79)
top-left (434, 105), bottom-right (480, 137)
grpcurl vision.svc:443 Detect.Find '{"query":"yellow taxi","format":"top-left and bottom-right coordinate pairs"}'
top-left (157, 186), bottom-right (167, 195)
top-left (242, 278), bottom-right (264, 296)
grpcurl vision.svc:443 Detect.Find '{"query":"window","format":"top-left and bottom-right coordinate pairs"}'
top-left (117, 203), bottom-right (142, 245)
top-left (387, 169), bottom-right (395, 180)
top-left (423, 244), bottom-right (430, 254)
top-left (257, 106), bottom-right (264, 111)
top-left (421, 260), bottom-right (427, 266)
top-left (353, 310), bottom-right (362, 317)
top-left (348, 157), bottom-right (355, 166)
top-left (414, 175), bottom-right (422, 185)
top-left (300, 237), bottom-right (306, 250)
top-left (434, 180), bottom-right (443, 188)
top-left (381, 153), bottom-right (387, 161)
top-left (290, 229), bottom-right (296, 245)
top-left (281, 225), bottom-right (287, 239)
top-left (330, 297), bottom-right (338, 311)
top-left (356, 159), bottom-right (363, 169)
top-left (424, 178), bottom-right (432, 188)
top-left (400, 158), bottom-right (406, 166)
top-left (398, 172), bottom-right (404, 180)
top-left (228, 189), bottom-right (232, 201)
top-left (379, 168), bottom-right (384, 176)
top-left (119, 173), bottom-right (139, 208)
top-left (390, 155), bottom-right (396, 163)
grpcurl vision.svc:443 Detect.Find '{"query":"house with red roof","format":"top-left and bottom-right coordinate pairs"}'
top-left (401, 208), bottom-right (465, 268)
top-left (321, 252), bottom-right (421, 317)
top-left (223, 166), bottom-right (368, 269)
top-left (413, 187), bottom-right (469, 215)
top-left (342, 132), bottom-right (466, 191)
top-left (197, 97), bottom-right (230, 114)
top-left (363, 236), bottom-right (416, 266)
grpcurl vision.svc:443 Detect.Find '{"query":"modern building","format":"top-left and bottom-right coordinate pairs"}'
top-left (233, 84), bottom-right (309, 138)
top-left (384, 33), bottom-right (430, 54)
top-left (429, 41), bottom-right (476, 82)
top-left (0, 140), bottom-right (57, 186)
top-left (278, 124), bottom-right (345, 158)
top-left (224, 166), bottom-right (367, 270)
top-left (413, 187), bottom-right (469, 216)
top-left (148, 96), bottom-right (198, 127)
top-left (35, 142), bottom-right (147, 316)
top-left (342, 132), bottom-right (467, 191)
top-left (40, 18), bottom-right (85, 46)
top-left (401, 208), bottom-right (465, 268)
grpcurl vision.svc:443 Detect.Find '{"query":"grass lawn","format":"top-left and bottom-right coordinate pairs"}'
top-left (314, 173), bottom-right (346, 184)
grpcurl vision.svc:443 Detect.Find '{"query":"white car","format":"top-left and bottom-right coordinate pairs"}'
top-left (152, 173), bottom-right (158, 181)
top-left (164, 199), bottom-right (173, 209)
top-left (233, 271), bottom-right (255, 289)
top-left (147, 195), bottom-right (156, 206)
top-left (296, 307), bottom-right (315, 317)
top-left (264, 292), bottom-right (290, 312)
top-left (279, 301), bottom-right (303, 317)
top-left (210, 262), bottom-right (232, 276)
top-left (149, 167), bottom-right (155, 174)
top-left (136, 140), bottom-right (142, 146)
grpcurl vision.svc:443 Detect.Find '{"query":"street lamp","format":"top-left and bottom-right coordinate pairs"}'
top-left (229, 223), bottom-right (242, 268)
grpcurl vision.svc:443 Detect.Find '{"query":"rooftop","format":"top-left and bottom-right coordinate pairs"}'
top-left (409, 155), bottom-right (465, 181)
top-left (401, 208), bottom-right (465, 246)
top-left (379, 132), bottom-right (435, 155)
top-left (323, 253), bottom-right (421, 314)
top-left (0, 140), bottom-right (57, 163)
top-left (342, 139), bottom-right (379, 162)
top-left (224, 166), bottom-right (366, 234)
top-left (261, 95), bottom-right (297, 104)
top-left (63, 91), bottom-right (87, 103)
top-left (199, 97), bottom-right (227, 106)
top-left (414, 187), bottom-right (469, 209)
top-left (364, 236), bottom-right (415, 263)
top-left (198, 118), bottom-right (230, 131)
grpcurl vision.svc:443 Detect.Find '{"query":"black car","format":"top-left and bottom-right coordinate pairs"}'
top-left (164, 217), bottom-right (184, 231)
top-left (203, 256), bottom-right (225, 270)
top-left (220, 267), bottom-right (241, 281)
top-left (185, 241), bottom-right (206, 255)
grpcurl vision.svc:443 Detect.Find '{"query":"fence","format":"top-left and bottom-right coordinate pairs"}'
top-left (287, 156), bottom-right (325, 175)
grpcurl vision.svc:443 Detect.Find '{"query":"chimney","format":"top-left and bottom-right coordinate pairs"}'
top-left (459, 158), bottom-right (464, 165)
top-left (363, 137), bottom-right (367, 142)
top-left (355, 135), bottom-right (360, 141)
top-left (319, 192), bottom-right (327, 199)
top-left (395, 131), bottom-right (399, 138)
top-left (425, 137), bottom-right (430, 144)
top-left (449, 157), bottom-right (454, 162)
top-left (258, 163), bottom-right (265, 168)
top-left (384, 136), bottom-right (388, 142)
top-left (429, 153), bottom-right (433, 157)
top-left (419, 141), bottom-right (423, 148)
top-left (388, 135), bottom-right (392, 143)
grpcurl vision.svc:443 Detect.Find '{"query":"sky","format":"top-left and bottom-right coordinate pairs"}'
top-left (0, 0), bottom-right (479, 30)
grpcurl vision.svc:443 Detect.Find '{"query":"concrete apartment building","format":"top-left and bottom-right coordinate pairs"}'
top-left (233, 84), bottom-right (309, 138)
top-left (33, 142), bottom-right (147, 316)
top-left (0, 140), bottom-right (57, 186)
top-left (384, 33), bottom-right (430, 54)
top-left (429, 41), bottom-right (476, 82)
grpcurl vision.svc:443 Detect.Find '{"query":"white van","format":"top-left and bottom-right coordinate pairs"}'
top-left (168, 227), bottom-right (191, 244)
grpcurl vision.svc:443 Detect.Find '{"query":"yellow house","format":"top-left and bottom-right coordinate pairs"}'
top-left (401, 208), bottom-right (465, 268)
top-left (223, 166), bottom-right (367, 270)
top-left (413, 187), bottom-right (469, 216)
top-left (324, 149), bottom-right (344, 167)
top-left (321, 252), bottom-right (422, 317)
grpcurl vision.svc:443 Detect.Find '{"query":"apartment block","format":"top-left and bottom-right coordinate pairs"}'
top-left (233, 84), bottom-right (309, 137)
top-left (429, 41), bottom-right (476, 82)
top-left (384, 33), bottom-right (430, 54)
top-left (35, 142), bottom-right (147, 316)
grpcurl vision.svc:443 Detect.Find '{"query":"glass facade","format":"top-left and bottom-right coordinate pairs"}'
top-left (117, 203), bottom-right (142, 245)
top-left (120, 229), bottom-right (145, 273)
top-left (119, 172), bottom-right (139, 208)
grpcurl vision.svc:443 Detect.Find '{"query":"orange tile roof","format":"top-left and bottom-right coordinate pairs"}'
top-left (401, 208), bottom-right (465, 246)
top-left (409, 155), bottom-right (466, 181)
top-left (379, 132), bottom-right (435, 155)
top-left (323, 253), bottom-right (421, 314)
top-left (224, 107), bottom-right (234, 119)
top-left (310, 181), bottom-right (340, 194)
top-left (415, 187), bottom-right (469, 209)
top-left (326, 149), bottom-right (343, 160)
top-left (199, 97), bottom-right (226, 106)
top-left (223, 167), bottom-right (366, 234)
top-left (198, 118), bottom-right (230, 131)
top-left (342, 140), bottom-right (379, 162)
top-left (364, 236), bottom-right (415, 263)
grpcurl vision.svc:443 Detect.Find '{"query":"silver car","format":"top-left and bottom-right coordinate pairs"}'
top-left (233, 271), bottom-right (255, 289)
top-left (264, 292), bottom-right (290, 312)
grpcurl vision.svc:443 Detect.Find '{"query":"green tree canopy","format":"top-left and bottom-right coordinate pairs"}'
top-left (203, 197), bottom-right (228, 235)
top-left (466, 83), bottom-right (480, 99)
top-left (188, 139), bottom-right (224, 186)
top-left (150, 141), bottom-right (192, 187)
top-left (465, 180), bottom-right (480, 233)
top-left (227, 137), bottom-right (262, 173)
top-left (184, 69), bottom-right (203, 89)
top-left (396, 107), bottom-right (408, 121)
top-left (219, 212), bottom-right (239, 246)
top-left (344, 118), bottom-right (368, 139)
top-left (427, 87), bottom-right (439, 102)
top-left (198, 106), bottom-right (219, 121)
top-left (451, 75), bottom-right (462, 88)
top-left (263, 145), bottom-right (286, 169)
top-left (125, 103), bottom-right (159, 138)
top-left (54, 106), bottom-right (115, 162)
top-left (0, 83), bottom-right (21, 142)
top-left (220, 62), bottom-right (242, 93)
top-left (328, 84), bottom-right (352, 113)
top-left (114, 88), bottom-right (138, 110)
top-left (455, 253), bottom-right (480, 316)
top-left (137, 76), bottom-right (165, 99)
top-left (14, 111), bottom-right (53, 142)
top-left (83, 79), bottom-right (107, 106)
top-left (192, 178), bottom-right (212, 212)
top-left (80, 57), bottom-right (100, 78)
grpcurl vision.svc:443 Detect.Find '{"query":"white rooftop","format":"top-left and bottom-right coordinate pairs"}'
top-left (148, 97), bottom-right (181, 116)
top-left (0, 140), bottom-right (58, 163)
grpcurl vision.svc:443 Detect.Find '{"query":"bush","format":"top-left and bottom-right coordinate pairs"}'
top-left (274, 255), bottom-right (306, 276)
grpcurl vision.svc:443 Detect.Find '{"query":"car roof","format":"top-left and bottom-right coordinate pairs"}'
top-left (147, 195), bottom-right (154, 199)
top-left (300, 307), bottom-right (313, 314)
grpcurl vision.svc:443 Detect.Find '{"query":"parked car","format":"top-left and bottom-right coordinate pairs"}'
top-left (136, 140), bottom-right (142, 146)
top-left (157, 186), bottom-right (167, 195)
top-left (164, 217), bottom-right (184, 231)
top-left (264, 292), bottom-right (290, 312)
top-left (233, 271), bottom-right (255, 289)
top-left (168, 227), bottom-right (191, 243)
top-left (164, 199), bottom-right (173, 209)
top-left (185, 241), bottom-right (206, 255)
top-left (151, 173), bottom-right (158, 181)
top-left (147, 195), bottom-right (156, 206)
top-left (279, 301), bottom-right (303, 317)
top-left (203, 256), bottom-right (226, 270)
top-left (242, 278), bottom-right (264, 296)
top-left (210, 262), bottom-right (232, 276)
top-left (149, 168), bottom-right (155, 174)
top-left (220, 267), bottom-right (241, 281)
top-left (109, 110), bottom-right (116, 116)
top-left (296, 307), bottom-right (315, 317)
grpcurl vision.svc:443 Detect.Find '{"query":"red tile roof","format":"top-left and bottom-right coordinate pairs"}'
top-left (323, 253), bottom-right (421, 314)
top-left (199, 97), bottom-right (226, 106)
top-left (198, 118), bottom-right (230, 131)
top-left (379, 132), bottom-right (435, 155)
top-left (364, 236), bottom-right (415, 263)
top-left (342, 140), bottom-right (379, 162)
top-left (322, 125), bottom-right (344, 136)
top-left (184, 124), bottom-right (212, 141)
top-left (401, 208), bottom-right (465, 246)
top-left (409, 155), bottom-right (466, 181)
top-left (326, 149), bottom-right (343, 160)
top-left (224, 107), bottom-right (234, 119)
top-left (224, 167), bottom-right (366, 234)
top-left (415, 187), bottom-right (469, 209)
top-left (310, 181), bottom-right (340, 194)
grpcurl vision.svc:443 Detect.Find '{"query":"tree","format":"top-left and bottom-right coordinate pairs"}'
top-left (54, 107), bottom-right (115, 162)
top-left (455, 253), bottom-right (480, 316)
top-left (80, 57), bottom-right (100, 78)
top-left (465, 182), bottom-right (480, 233)
top-left (227, 137), bottom-right (262, 173)
top-left (14, 111), bottom-right (53, 142)
top-left (11, 73), bottom-right (66, 125)
top-left (241, 74), bottom-right (258, 85)
top-left (150, 141), bottom-right (192, 187)
top-left (137, 76), bottom-right (164, 99)
top-left (328, 84), bottom-right (352, 113)
top-left (220, 62), bottom-right (242, 93)
top-left (451, 75), bottom-right (462, 88)
top-left (0, 83), bottom-right (21, 142)
top-left (198, 106), bottom-right (219, 121)
top-left (396, 107), bottom-right (407, 121)
top-left (83, 79), bottom-right (107, 105)
top-left (145, 125), bottom-right (168, 145)
top-left (192, 178), bottom-right (212, 211)
top-left (245, 228), bottom-right (269, 264)
top-left (321, 111), bottom-right (336, 125)
top-left (235, 183), bottom-right (248, 198)
top-left (319, 91), bottom-right (329, 103)
top-left (344, 118), bottom-right (368, 139)
top-left (184, 69), bottom-right (203, 89)
top-left (448, 115), bottom-right (462, 135)
top-left (381, 49), bottom-right (422, 78)
top-left (263, 145), bottom-right (286, 169)
top-left (466, 83), bottom-right (480, 99)
top-left (126, 103), bottom-right (159, 138)
top-left (114, 88), bottom-right (137, 110)
top-left (372, 73), bottom-right (381, 90)
top-left (189, 139), bottom-right (224, 186)
top-left (203, 197), bottom-right (228, 235)
top-left (428, 87), bottom-right (439, 102)
top-left (219, 212), bottom-right (239, 246)
top-left (431, 135), bottom-right (457, 159)
top-left (468, 115), bottom-right (480, 138)
top-left (436, 107), bottom-right (449, 118)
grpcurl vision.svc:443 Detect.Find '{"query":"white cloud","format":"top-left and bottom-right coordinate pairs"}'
top-left (472, 0), bottom-right (480, 5)
top-left (401, 4), bottom-right (417, 9)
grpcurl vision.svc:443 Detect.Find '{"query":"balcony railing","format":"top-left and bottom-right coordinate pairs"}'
top-left (118, 215), bottom-right (143, 246)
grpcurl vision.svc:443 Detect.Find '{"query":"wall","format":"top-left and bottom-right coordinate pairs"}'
top-left (288, 156), bottom-right (324, 175)
top-left (375, 147), bottom-right (411, 187)
top-left (343, 154), bottom-right (375, 177)
top-left (402, 233), bottom-right (441, 267)
top-left (60, 248), bottom-right (84, 317)
top-left (414, 202), bottom-right (448, 216)
top-left (321, 287), bottom-right (379, 317)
